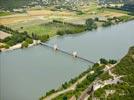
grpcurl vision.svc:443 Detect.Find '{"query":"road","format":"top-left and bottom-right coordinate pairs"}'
top-left (78, 64), bottom-right (117, 100)
top-left (43, 74), bottom-right (88, 100)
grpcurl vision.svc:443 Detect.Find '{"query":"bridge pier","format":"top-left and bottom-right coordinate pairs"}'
top-left (73, 51), bottom-right (77, 57)
top-left (54, 44), bottom-right (58, 50)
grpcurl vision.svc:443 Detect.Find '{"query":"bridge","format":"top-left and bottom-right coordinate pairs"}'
top-left (40, 42), bottom-right (95, 64)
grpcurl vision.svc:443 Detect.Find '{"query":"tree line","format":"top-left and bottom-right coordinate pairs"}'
top-left (0, 25), bottom-right (49, 48)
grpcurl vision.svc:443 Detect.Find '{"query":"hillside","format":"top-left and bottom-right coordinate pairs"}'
top-left (92, 46), bottom-right (134, 99)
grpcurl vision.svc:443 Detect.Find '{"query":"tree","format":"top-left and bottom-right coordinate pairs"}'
top-left (109, 59), bottom-right (117, 64)
top-left (57, 30), bottom-right (64, 35)
top-left (32, 33), bottom-right (38, 40)
top-left (25, 38), bottom-right (33, 44)
top-left (100, 58), bottom-right (108, 64)
top-left (62, 82), bottom-right (68, 89)
top-left (102, 20), bottom-right (113, 27)
top-left (21, 41), bottom-right (28, 48)
top-left (39, 35), bottom-right (49, 42)
top-left (95, 17), bottom-right (99, 21)
top-left (45, 89), bottom-right (55, 96)
top-left (63, 96), bottom-right (67, 100)
top-left (86, 18), bottom-right (97, 30)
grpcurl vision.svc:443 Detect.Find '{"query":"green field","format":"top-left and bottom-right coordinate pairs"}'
top-left (8, 19), bottom-right (51, 30)
top-left (103, 8), bottom-right (132, 14)
top-left (0, 12), bottom-right (11, 16)
top-left (21, 21), bottom-right (86, 36)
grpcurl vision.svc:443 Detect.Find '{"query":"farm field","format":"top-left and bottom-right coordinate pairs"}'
top-left (0, 4), bottom-right (131, 37)
top-left (0, 31), bottom-right (11, 39)
top-left (20, 21), bottom-right (86, 36)
top-left (0, 12), bottom-right (12, 16)
top-left (0, 4), bottom-right (128, 25)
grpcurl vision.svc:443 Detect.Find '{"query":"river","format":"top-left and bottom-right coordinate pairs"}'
top-left (0, 21), bottom-right (134, 100)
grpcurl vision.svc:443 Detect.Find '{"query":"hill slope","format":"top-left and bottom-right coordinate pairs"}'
top-left (92, 46), bottom-right (134, 99)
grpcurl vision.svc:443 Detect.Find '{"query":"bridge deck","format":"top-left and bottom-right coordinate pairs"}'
top-left (40, 42), bottom-right (95, 64)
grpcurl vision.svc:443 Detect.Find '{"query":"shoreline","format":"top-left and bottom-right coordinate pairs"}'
top-left (0, 18), bottom-right (134, 53)
top-left (0, 40), bottom-right (41, 52)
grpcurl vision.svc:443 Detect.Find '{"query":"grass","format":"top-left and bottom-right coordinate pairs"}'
top-left (52, 91), bottom-right (74, 100)
top-left (89, 46), bottom-right (134, 100)
top-left (0, 12), bottom-right (11, 16)
top-left (99, 72), bottom-right (113, 81)
top-left (104, 8), bottom-right (132, 14)
top-left (8, 19), bottom-right (50, 30)
top-left (22, 21), bottom-right (86, 37)
top-left (24, 24), bottom-right (56, 36)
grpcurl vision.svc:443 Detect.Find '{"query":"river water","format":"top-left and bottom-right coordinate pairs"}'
top-left (0, 21), bottom-right (134, 100)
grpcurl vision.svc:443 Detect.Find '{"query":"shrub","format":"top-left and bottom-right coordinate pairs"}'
top-left (95, 17), bottom-right (99, 21)
top-left (102, 20), bottom-right (113, 27)
top-left (100, 58), bottom-right (108, 64)
top-left (38, 35), bottom-right (49, 42)
top-left (25, 38), bottom-right (33, 44)
top-left (109, 59), bottom-right (117, 64)
top-left (76, 11), bottom-right (84, 15)
top-left (45, 89), bottom-right (56, 96)
top-left (57, 30), bottom-right (64, 35)
top-left (0, 44), bottom-right (10, 49)
top-left (4, 44), bottom-right (10, 49)
top-left (21, 41), bottom-right (28, 48)
top-left (86, 18), bottom-right (97, 30)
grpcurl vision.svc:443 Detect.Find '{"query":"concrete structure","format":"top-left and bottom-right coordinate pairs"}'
top-left (54, 44), bottom-right (58, 50)
top-left (73, 51), bottom-right (77, 57)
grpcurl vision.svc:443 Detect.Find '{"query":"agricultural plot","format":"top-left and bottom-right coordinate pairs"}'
top-left (0, 12), bottom-right (11, 16)
top-left (0, 31), bottom-right (11, 40)
top-left (21, 21), bottom-right (85, 36)
top-left (27, 10), bottom-right (75, 16)
top-left (7, 19), bottom-right (51, 30)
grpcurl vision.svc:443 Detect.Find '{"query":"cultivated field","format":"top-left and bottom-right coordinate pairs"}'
top-left (0, 5), bottom-right (131, 37)
top-left (27, 10), bottom-right (75, 16)
top-left (0, 31), bottom-right (11, 39)
top-left (21, 21), bottom-right (85, 36)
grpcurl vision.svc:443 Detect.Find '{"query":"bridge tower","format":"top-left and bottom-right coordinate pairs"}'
top-left (73, 51), bottom-right (77, 57)
top-left (54, 44), bottom-right (58, 50)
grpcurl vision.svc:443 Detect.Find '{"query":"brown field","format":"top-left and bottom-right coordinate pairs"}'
top-left (27, 10), bottom-right (75, 16)
top-left (0, 7), bottom-right (128, 26)
top-left (0, 31), bottom-right (11, 39)
top-left (100, 11), bottom-right (127, 17)
top-left (27, 10), bottom-right (53, 16)
top-left (0, 16), bottom-right (38, 25)
top-left (0, 10), bottom-right (76, 25)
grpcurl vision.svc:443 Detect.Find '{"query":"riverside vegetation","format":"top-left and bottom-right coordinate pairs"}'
top-left (0, 14), bottom-right (134, 51)
top-left (0, 25), bottom-right (49, 50)
top-left (40, 58), bottom-right (117, 100)
top-left (89, 46), bottom-right (134, 100)
top-left (40, 46), bottom-right (134, 100)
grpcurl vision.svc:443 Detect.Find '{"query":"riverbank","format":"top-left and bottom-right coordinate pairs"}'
top-left (88, 46), bottom-right (134, 100)
top-left (1, 16), bottom-right (134, 52)
top-left (1, 20), bottom-right (134, 100)
top-left (40, 58), bottom-right (118, 100)
top-left (0, 40), bottom-right (41, 52)
top-left (41, 46), bottom-right (134, 100)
